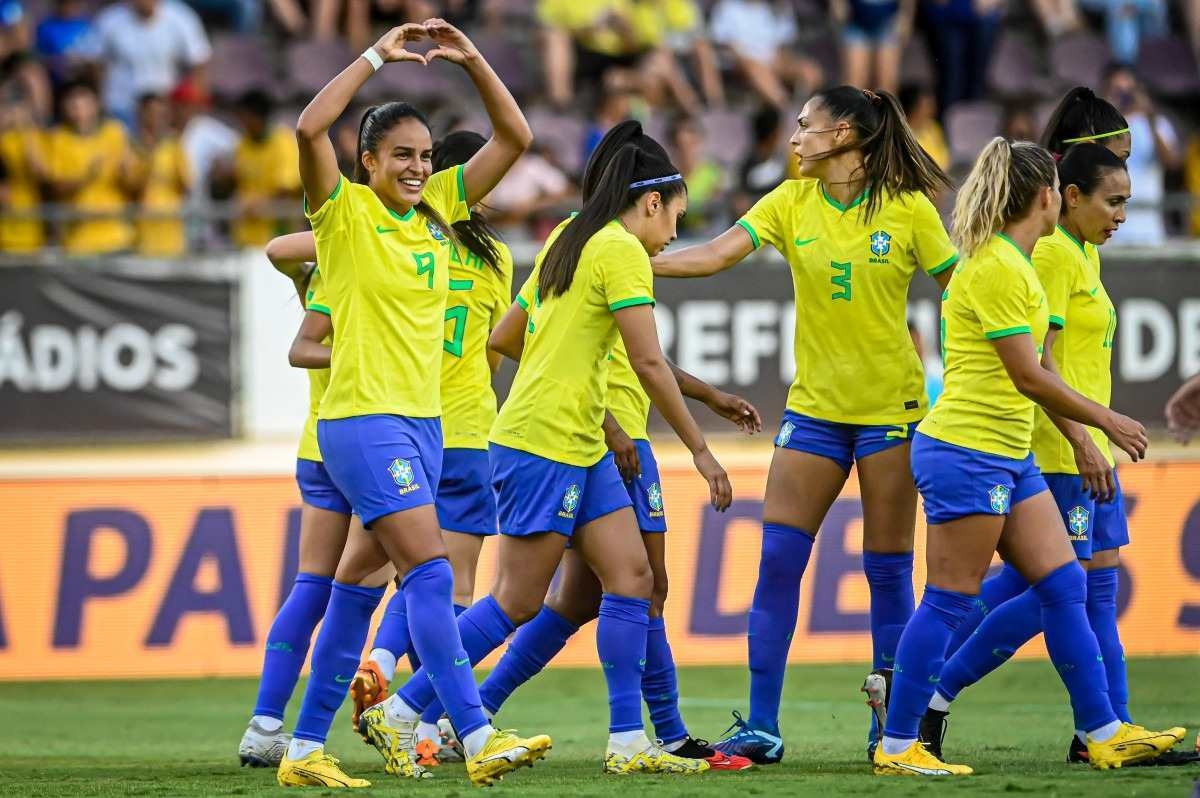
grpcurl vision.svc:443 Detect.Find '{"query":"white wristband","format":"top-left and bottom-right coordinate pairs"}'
top-left (361, 47), bottom-right (384, 72)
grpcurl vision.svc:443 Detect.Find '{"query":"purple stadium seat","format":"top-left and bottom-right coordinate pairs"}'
top-left (698, 109), bottom-right (750, 167)
top-left (526, 109), bottom-right (586, 174)
top-left (471, 30), bottom-right (536, 100)
top-left (987, 33), bottom-right (1054, 98)
top-left (210, 34), bottom-right (276, 100)
top-left (369, 57), bottom-right (467, 104)
top-left (900, 37), bottom-right (935, 87)
top-left (945, 100), bottom-right (1002, 166)
top-left (285, 39), bottom-right (356, 101)
top-left (1049, 31), bottom-right (1110, 91)
top-left (1137, 36), bottom-right (1200, 98)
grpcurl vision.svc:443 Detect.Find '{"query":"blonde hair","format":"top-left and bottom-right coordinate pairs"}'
top-left (951, 138), bottom-right (1056, 260)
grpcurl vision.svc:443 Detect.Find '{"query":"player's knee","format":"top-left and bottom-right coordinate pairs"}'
top-left (547, 590), bottom-right (600, 626)
top-left (492, 581), bottom-right (544, 626)
top-left (615, 559), bottom-right (654, 601)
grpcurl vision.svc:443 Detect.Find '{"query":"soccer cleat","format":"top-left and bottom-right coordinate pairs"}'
top-left (1086, 723), bottom-right (1187, 770)
top-left (604, 742), bottom-right (711, 775)
top-left (414, 737), bottom-right (442, 768)
top-left (668, 737), bottom-right (753, 771)
top-left (917, 708), bottom-right (949, 761)
top-left (349, 660), bottom-right (389, 733)
top-left (1067, 735), bottom-right (1089, 763)
top-left (437, 717), bottom-right (465, 763)
top-left (238, 719), bottom-right (291, 767)
top-left (872, 740), bottom-right (973, 776)
top-left (711, 711), bottom-right (784, 764)
top-left (465, 728), bottom-right (552, 786)
top-left (357, 704), bottom-right (431, 779)
top-left (276, 750), bottom-right (371, 788)
top-left (862, 668), bottom-right (892, 760)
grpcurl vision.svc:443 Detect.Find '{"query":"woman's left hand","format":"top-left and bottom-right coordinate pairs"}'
top-left (422, 18), bottom-right (479, 66)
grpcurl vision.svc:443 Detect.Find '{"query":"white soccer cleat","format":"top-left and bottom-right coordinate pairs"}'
top-left (239, 719), bottom-right (291, 768)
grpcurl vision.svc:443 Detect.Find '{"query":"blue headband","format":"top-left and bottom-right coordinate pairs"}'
top-left (629, 173), bottom-right (683, 190)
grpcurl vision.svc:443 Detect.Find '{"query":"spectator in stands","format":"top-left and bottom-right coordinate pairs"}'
top-left (1103, 62), bottom-right (1179, 244)
top-left (1029, 0), bottom-right (1081, 38)
top-left (582, 82), bottom-right (632, 165)
top-left (899, 83), bottom-right (949, 169)
top-left (35, 0), bottom-right (101, 86)
top-left (920, 0), bottom-right (1002, 116)
top-left (662, 0), bottom-right (724, 106)
top-left (1002, 101), bottom-right (1038, 141)
top-left (733, 104), bottom-right (787, 217)
top-left (184, 0), bottom-right (263, 33)
top-left (483, 141), bottom-right (573, 235)
top-left (94, 0), bottom-right (211, 127)
top-left (333, 114), bottom-right (361, 178)
top-left (1184, 130), bottom-right (1200, 236)
top-left (1078, 0), bottom-right (1166, 64)
top-left (130, 92), bottom-right (189, 256)
top-left (668, 114), bottom-right (727, 233)
top-left (832, 0), bottom-right (914, 94)
top-left (709, 0), bottom-right (821, 109)
top-left (42, 79), bottom-right (136, 253)
top-left (0, 98), bottom-right (45, 252)
top-left (1, 0), bottom-right (52, 122)
top-left (216, 88), bottom-right (300, 248)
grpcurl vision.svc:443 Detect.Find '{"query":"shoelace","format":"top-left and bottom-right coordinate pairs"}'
top-left (719, 711), bottom-right (750, 739)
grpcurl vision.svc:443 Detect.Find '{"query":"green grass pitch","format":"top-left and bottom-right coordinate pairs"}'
top-left (1, 658), bottom-right (1196, 796)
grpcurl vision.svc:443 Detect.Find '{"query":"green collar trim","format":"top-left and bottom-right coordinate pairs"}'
top-left (388, 206), bottom-right (416, 222)
top-left (996, 232), bottom-right (1033, 265)
top-left (1056, 224), bottom-right (1087, 256)
top-left (820, 183), bottom-right (870, 212)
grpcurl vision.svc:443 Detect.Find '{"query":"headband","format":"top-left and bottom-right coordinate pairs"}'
top-left (1061, 127), bottom-right (1130, 145)
top-left (629, 173), bottom-right (683, 190)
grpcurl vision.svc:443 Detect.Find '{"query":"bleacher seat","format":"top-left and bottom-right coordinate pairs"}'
top-left (946, 100), bottom-right (1002, 166)
top-left (1137, 36), bottom-right (1200, 98)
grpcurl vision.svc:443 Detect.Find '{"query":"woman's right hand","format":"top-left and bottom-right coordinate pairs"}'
top-left (1071, 436), bottom-right (1115, 502)
top-left (693, 447), bottom-right (732, 512)
top-left (372, 23), bottom-right (430, 64)
top-left (1101, 410), bottom-right (1148, 462)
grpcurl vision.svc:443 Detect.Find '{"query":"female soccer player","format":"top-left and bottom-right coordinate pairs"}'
top-left (652, 86), bottom-right (957, 763)
top-left (275, 20), bottom-right (549, 789)
top-left (874, 137), bottom-right (1184, 776)
top-left (361, 124), bottom-right (734, 776)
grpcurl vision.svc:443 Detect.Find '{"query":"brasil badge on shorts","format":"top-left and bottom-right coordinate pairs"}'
top-left (988, 484), bottom-right (1011, 514)
top-left (776, 420), bottom-right (795, 447)
top-left (388, 458), bottom-right (420, 495)
top-left (559, 483), bottom-right (581, 519)
top-left (1067, 505), bottom-right (1090, 540)
top-left (647, 482), bottom-right (664, 517)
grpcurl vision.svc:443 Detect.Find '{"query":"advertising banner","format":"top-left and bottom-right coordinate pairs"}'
top-left (2, 459), bottom-right (1196, 680)
top-left (0, 263), bottom-right (236, 442)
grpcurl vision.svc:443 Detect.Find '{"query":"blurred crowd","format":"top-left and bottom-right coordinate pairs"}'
top-left (1, 0), bottom-right (1200, 255)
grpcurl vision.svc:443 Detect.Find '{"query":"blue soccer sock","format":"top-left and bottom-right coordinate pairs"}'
top-left (1086, 567), bottom-right (1130, 723)
top-left (252, 573), bottom-right (332, 721)
top-left (368, 588), bottom-right (411, 680)
top-left (396, 580), bottom-right (513, 738)
top-left (863, 551), bottom-right (915, 669)
top-left (598, 593), bottom-right (651, 733)
top-left (1033, 562), bottom-right (1117, 734)
top-left (936, 587), bottom-right (1042, 703)
top-left (293, 581), bottom-right (385, 744)
top-left (944, 563), bottom-right (1028, 659)
top-left (882, 585), bottom-right (976, 743)
top-left (478, 604), bottom-right (579, 715)
top-left (642, 616), bottom-right (688, 745)
top-left (747, 523), bottom-right (814, 732)
top-left (419, 603), bottom-right (468, 725)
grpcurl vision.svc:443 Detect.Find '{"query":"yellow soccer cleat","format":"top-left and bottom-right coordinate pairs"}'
top-left (276, 750), bottom-right (371, 788)
top-left (603, 743), bottom-right (712, 775)
top-left (466, 728), bottom-right (553, 787)
top-left (357, 703), bottom-right (431, 779)
top-left (872, 740), bottom-right (973, 776)
top-left (1087, 723), bottom-right (1187, 770)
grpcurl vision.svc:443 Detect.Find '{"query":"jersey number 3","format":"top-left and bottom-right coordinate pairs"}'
top-left (830, 260), bottom-right (852, 301)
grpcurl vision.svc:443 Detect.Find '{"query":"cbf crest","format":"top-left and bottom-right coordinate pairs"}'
top-left (559, 484), bottom-right (582, 518)
top-left (647, 482), bottom-right (664, 514)
top-left (776, 420), bottom-right (796, 447)
top-left (388, 458), bottom-right (419, 495)
top-left (1067, 505), bottom-right (1090, 539)
top-left (869, 230), bottom-right (891, 262)
top-left (989, 484), bottom-right (1011, 514)
top-left (427, 220), bottom-right (447, 241)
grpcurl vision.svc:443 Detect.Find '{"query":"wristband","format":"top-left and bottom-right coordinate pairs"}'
top-left (361, 47), bottom-right (384, 71)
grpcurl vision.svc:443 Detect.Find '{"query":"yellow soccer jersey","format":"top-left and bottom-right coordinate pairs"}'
top-left (1030, 226), bottom-right (1116, 473)
top-left (441, 239), bottom-right (514, 450)
top-left (298, 268), bottom-right (332, 462)
top-left (919, 234), bottom-right (1050, 459)
top-left (136, 137), bottom-right (188, 257)
top-left (44, 120), bottom-right (134, 254)
top-left (0, 127), bottom-right (45, 252)
top-left (491, 219), bottom-right (655, 466)
top-left (738, 180), bottom-right (958, 425)
top-left (234, 127), bottom-right (301, 247)
top-left (606, 337), bottom-right (651, 442)
top-left (307, 166), bottom-right (469, 420)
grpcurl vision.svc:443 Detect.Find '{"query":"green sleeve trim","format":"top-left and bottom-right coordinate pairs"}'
top-left (1048, 315), bottom-right (1066, 329)
top-left (449, 278), bottom-right (474, 290)
top-left (308, 302), bottom-right (331, 316)
top-left (516, 294), bottom-right (529, 310)
top-left (456, 164), bottom-right (467, 203)
top-left (306, 290), bottom-right (314, 301)
top-left (985, 325), bottom-right (1032, 340)
top-left (609, 296), bottom-right (656, 312)
top-left (928, 252), bottom-right (959, 275)
top-left (303, 176), bottom-right (343, 215)
top-left (736, 219), bottom-right (761, 250)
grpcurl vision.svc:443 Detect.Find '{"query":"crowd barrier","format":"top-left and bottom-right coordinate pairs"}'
top-left (2, 459), bottom-right (1196, 680)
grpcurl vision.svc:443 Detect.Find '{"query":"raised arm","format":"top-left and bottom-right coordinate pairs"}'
top-left (615, 303), bottom-right (731, 510)
top-left (422, 19), bottom-right (532, 205)
top-left (651, 223), bottom-right (756, 277)
top-left (991, 333), bottom-right (1146, 462)
top-left (295, 24), bottom-right (427, 213)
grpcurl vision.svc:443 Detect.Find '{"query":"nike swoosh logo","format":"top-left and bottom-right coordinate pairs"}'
top-left (454, 657), bottom-right (469, 666)
top-left (893, 762), bottom-right (952, 775)
top-left (794, 237), bottom-right (818, 247)
top-left (637, 658), bottom-right (647, 667)
top-left (376, 225), bottom-right (400, 234)
top-left (882, 654), bottom-right (895, 663)
top-left (334, 675), bottom-right (352, 683)
top-left (927, 674), bottom-right (940, 683)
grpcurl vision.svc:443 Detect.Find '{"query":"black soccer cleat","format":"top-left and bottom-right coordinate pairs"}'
top-left (918, 708), bottom-right (950, 761)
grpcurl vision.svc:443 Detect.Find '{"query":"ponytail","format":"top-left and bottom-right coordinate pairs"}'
top-left (1040, 86), bottom-right (1128, 158)
top-left (434, 130), bottom-right (504, 274)
top-left (812, 86), bottom-right (951, 221)
top-left (951, 138), bottom-right (1056, 259)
